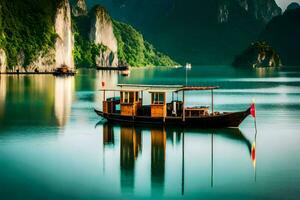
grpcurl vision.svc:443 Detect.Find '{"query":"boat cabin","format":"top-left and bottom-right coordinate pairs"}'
top-left (100, 84), bottom-right (219, 121)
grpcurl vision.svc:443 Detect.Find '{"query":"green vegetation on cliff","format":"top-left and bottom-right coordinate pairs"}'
top-left (233, 41), bottom-right (281, 68)
top-left (73, 15), bottom-right (95, 68)
top-left (0, 0), bottom-right (60, 67)
top-left (113, 21), bottom-right (177, 67)
top-left (73, 5), bottom-right (177, 68)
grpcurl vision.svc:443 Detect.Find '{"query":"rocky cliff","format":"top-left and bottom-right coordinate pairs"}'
top-left (55, 0), bottom-right (74, 70)
top-left (286, 2), bottom-right (300, 11)
top-left (73, 2), bottom-right (177, 67)
top-left (259, 6), bottom-right (300, 66)
top-left (233, 41), bottom-right (282, 68)
top-left (218, 0), bottom-right (281, 23)
top-left (89, 6), bottom-right (118, 67)
top-left (0, 0), bottom-right (74, 72)
top-left (0, 49), bottom-right (7, 73)
top-left (87, 0), bottom-right (282, 65)
top-left (0, 0), bottom-right (176, 71)
top-left (72, 0), bottom-right (88, 16)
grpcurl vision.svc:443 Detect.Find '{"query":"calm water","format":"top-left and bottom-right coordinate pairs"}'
top-left (1, 66), bottom-right (300, 199)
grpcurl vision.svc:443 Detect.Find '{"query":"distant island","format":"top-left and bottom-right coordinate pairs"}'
top-left (233, 41), bottom-right (282, 68)
top-left (0, 0), bottom-right (177, 73)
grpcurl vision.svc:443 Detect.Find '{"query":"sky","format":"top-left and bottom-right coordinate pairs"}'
top-left (275, 0), bottom-right (300, 10)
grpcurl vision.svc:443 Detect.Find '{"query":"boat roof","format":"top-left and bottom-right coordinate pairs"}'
top-left (99, 84), bottom-right (219, 92)
top-left (175, 86), bottom-right (219, 92)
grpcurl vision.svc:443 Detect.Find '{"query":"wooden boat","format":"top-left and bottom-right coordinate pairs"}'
top-left (94, 84), bottom-right (252, 128)
top-left (53, 65), bottom-right (76, 76)
top-left (97, 66), bottom-right (129, 71)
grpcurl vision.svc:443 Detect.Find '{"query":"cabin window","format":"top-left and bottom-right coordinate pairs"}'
top-left (152, 92), bottom-right (165, 105)
top-left (122, 91), bottom-right (135, 104)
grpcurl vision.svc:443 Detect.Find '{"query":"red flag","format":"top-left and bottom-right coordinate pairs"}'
top-left (102, 81), bottom-right (105, 87)
top-left (251, 143), bottom-right (256, 161)
top-left (250, 103), bottom-right (256, 118)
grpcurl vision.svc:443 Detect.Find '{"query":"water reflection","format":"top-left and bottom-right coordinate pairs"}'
top-left (100, 123), bottom-right (257, 195)
top-left (255, 67), bottom-right (277, 78)
top-left (151, 127), bottom-right (166, 195)
top-left (120, 125), bottom-right (142, 193)
top-left (0, 76), bottom-right (6, 119)
top-left (103, 123), bottom-right (115, 146)
top-left (0, 75), bottom-right (76, 128)
top-left (54, 76), bottom-right (75, 127)
top-left (0, 75), bottom-right (56, 127)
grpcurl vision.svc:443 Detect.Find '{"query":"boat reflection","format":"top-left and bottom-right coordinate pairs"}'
top-left (99, 122), bottom-right (258, 195)
top-left (120, 125), bottom-right (142, 193)
top-left (103, 123), bottom-right (115, 146)
top-left (151, 127), bottom-right (166, 195)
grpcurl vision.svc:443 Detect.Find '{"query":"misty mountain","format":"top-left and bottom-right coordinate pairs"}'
top-left (85, 0), bottom-right (281, 65)
top-left (259, 7), bottom-right (300, 66)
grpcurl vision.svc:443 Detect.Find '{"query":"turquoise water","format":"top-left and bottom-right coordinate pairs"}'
top-left (1, 66), bottom-right (300, 199)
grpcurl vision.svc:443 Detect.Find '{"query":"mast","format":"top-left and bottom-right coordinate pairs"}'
top-left (211, 89), bottom-right (214, 115)
top-left (181, 131), bottom-right (185, 195)
top-left (211, 132), bottom-right (214, 187)
top-left (185, 67), bottom-right (188, 86)
top-left (183, 90), bottom-right (185, 122)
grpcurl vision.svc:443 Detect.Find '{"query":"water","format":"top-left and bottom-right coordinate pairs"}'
top-left (1, 66), bottom-right (300, 199)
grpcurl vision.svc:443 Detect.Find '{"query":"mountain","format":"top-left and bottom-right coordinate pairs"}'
top-left (0, 0), bottom-right (74, 72)
top-left (259, 6), bottom-right (300, 66)
top-left (72, 0), bottom-right (88, 16)
top-left (286, 2), bottom-right (300, 10)
top-left (0, 0), bottom-right (176, 72)
top-left (86, 0), bottom-right (281, 65)
top-left (73, 3), bottom-right (177, 68)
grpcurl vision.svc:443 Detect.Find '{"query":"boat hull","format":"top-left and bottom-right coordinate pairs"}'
top-left (94, 108), bottom-right (251, 128)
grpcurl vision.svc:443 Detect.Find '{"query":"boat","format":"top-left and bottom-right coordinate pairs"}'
top-left (53, 65), bottom-right (76, 76)
top-left (185, 63), bottom-right (192, 69)
top-left (97, 65), bottom-right (129, 71)
top-left (121, 69), bottom-right (130, 76)
top-left (94, 84), bottom-right (252, 128)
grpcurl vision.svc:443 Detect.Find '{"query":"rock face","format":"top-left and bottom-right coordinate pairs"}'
top-left (286, 2), bottom-right (300, 11)
top-left (55, 0), bottom-right (75, 70)
top-left (72, 0), bottom-right (88, 16)
top-left (94, 0), bottom-right (282, 65)
top-left (233, 42), bottom-right (282, 68)
top-left (1, 0), bottom-right (74, 72)
top-left (259, 7), bottom-right (300, 66)
top-left (89, 6), bottom-right (118, 67)
top-left (0, 49), bottom-right (7, 73)
top-left (27, 50), bottom-right (56, 72)
top-left (218, 0), bottom-right (282, 24)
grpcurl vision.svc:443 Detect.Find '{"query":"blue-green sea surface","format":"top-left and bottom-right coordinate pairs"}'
top-left (1, 66), bottom-right (300, 199)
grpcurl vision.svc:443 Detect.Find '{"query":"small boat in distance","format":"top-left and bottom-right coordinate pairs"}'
top-left (95, 84), bottom-right (252, 128)
top-left (97, 65), bottom-right (129, 71)
top-left (121, 69), bottom-right (130, 76)
top-left (185, 63), bottom-right (192, 69)
top-left (53, 64), bottom-right (76, 76)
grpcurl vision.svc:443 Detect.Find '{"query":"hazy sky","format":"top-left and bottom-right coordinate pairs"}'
top-left (276, 0), bottom-right (300, 10)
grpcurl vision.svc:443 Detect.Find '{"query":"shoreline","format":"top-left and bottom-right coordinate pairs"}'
top-left (0, 72), bottom-right (54, 75)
